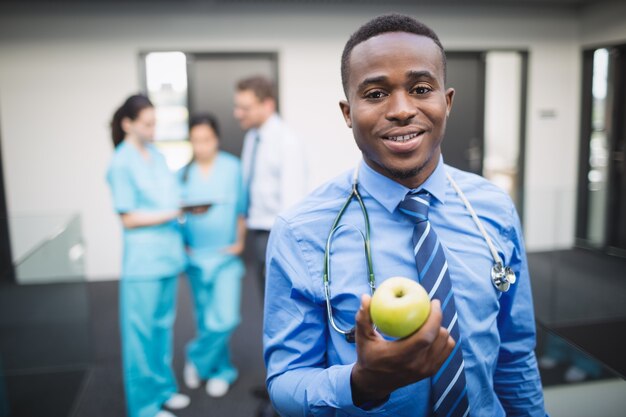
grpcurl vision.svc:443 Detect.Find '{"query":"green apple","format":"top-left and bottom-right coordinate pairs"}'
top-left (370, 276), bottom-right (431, 339)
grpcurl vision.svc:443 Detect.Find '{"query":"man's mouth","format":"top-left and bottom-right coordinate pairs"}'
top-left (385, 132), bottom-right (420, 142)
top-left (387, 133), bottom-right (417, 142)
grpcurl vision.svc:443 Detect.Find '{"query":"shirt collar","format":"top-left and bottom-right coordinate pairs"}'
top-left (358, 156), bottom-right (448, 214)
top-left (255, 113), bottom-right (280, 139)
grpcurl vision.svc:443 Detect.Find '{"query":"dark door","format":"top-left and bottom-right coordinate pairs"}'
top-left (442, 52), bottom-right (486, 175)
top-left (608, 46), bottom-right (626, 252)
top-left (187, 53), bottom-right (278, 158)
top-left (0, 113), bottom-right (14, 283)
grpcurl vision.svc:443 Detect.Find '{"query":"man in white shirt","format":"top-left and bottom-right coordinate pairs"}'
top-left (234, 75), bottom-right (308, 297)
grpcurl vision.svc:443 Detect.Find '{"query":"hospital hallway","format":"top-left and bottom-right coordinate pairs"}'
top-left (1, 247), bottom-right (626, 416)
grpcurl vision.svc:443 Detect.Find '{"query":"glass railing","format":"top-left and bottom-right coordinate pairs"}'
top-left (525, 186), bottom-right (626, 326)
top-left (9, 212), bottom-right (85, 284)
top-left (538, 325), bottom-right (626, 416)
top-left (1, 212), bottom-right (90, 416)
top-left (525, 187), bottom-right (626, 415)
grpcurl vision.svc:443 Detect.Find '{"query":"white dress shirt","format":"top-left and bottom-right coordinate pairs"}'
top-left (241, 113), bottom-right (308, 231)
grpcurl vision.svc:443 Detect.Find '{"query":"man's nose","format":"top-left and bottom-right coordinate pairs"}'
top-left (385, 92), bottom-right (417, 122)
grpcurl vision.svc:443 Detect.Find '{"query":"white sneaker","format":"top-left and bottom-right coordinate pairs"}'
top-left (184, 362), bottom-right (201, 389)
top-left (155, 411), bottom-right (177, 417)
top-left (206, 378), bottom-right (230, 397)
top-left (164, 393), bottom-right (191, 410)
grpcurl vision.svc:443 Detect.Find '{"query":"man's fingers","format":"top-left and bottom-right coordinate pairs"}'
top-left (403, 299), bottom-right (443, 346)
top-left (430, 326), bottom-right (454, 359)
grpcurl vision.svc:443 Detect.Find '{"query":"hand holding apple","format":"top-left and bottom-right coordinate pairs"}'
top-left (369, 276), bottom-right (431, 339)
top-left (350, 295), bottom-right (453, 407)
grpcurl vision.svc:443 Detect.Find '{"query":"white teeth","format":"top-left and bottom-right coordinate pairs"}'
top-left (387, 132), bottom-right (419, 142)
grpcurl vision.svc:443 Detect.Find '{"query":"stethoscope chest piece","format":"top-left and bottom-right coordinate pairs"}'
top-left (491, 262), bottom-right (516, 292)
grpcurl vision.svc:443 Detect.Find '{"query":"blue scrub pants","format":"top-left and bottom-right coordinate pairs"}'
top-left (120, 276), bottom-right (179, 417)
top-left (186, 256), bottom-right (244, 384)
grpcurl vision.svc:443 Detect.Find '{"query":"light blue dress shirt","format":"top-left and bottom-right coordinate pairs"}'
top-left (106, 141), bottom-right (185, 279)
top-left (264, 157), bottom-right (546, 416)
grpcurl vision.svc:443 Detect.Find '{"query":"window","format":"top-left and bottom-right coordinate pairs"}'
top-left (577, 45), bottom-right (626, 255)
top-left (144, 51), bottom-right (191, 170)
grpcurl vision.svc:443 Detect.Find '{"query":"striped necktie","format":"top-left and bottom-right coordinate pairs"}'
top-left (399, 191), bottom-right (470, 417)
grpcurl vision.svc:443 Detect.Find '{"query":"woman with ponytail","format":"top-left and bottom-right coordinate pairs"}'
top-left (106, 94), bottom-right (190, 417)
top-left (177, 113), bottom-right (246, 398)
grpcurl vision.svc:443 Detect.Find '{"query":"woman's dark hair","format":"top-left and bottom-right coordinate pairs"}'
top-left (189, 112), bottom-right (221, 138)
top-left (182, 112), bottom-right (221, 183)
top-left (110, 94), bottom-right (153, 148)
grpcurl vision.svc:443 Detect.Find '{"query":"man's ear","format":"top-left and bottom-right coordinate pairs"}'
top-left (263, 97), bottom-right (276, 115)
top-left (445, 88), bottom-right (455, 118)
top-left (339, 100), bottom-right (352, 128)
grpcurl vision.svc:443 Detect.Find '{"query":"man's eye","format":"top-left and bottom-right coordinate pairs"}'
top-left (412, 86), bottom-right (432, 95)
top-left (364, 90), bottom-right (386, 99)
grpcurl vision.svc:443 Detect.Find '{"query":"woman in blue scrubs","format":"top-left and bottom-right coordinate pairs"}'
top-left (106, 94), bottom-right (190, 417)
top-left (178, 113), bottom-right (246, 398)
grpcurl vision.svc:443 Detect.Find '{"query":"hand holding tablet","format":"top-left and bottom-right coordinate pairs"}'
top-left (181, 202), bottom-right (213, 214)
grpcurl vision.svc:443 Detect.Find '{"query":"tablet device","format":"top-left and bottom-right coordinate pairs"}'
top-left (181, 202), bottom-right (213, 213)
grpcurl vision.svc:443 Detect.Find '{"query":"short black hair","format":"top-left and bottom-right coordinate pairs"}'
top-left (340, 13), bottom-right (446, 96)
top-left (182, 112), bottom-right (221, 183)
top-left (189, 112), bottom-right (220, 138)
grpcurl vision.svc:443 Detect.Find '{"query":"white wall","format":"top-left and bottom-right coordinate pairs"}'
top-left (0, 4), bottom-right (586, 279)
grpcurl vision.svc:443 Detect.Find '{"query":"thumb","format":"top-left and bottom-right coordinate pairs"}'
top-left (354, 294), bottom-right (378, 342)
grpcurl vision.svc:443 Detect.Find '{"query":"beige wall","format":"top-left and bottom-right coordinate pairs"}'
top-left (0, 4), bottom-right (600, 279)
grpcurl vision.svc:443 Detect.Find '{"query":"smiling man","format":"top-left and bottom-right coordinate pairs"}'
top-left (263, 14), bottom-right (547, 417)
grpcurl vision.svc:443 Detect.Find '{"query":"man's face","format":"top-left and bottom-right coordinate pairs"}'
top-left (234, 89), bottom-right (273, 131)
top-left (340, 32), bottom-right (454, 189)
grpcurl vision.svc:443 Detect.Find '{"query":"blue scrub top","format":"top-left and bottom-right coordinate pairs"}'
top-left (178, 152), bottom-right (245, 258)
top-left (107, 141), bottom-right (185, 279)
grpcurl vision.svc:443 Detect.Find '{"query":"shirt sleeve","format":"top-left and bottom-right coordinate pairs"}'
top-left (279, 131), bottom-right (308, 212)
top-left (234, 159), bottom-right (246, 216)
top-left (264, 217), bottom-right (389, 416)
top-left (240, 131), bottom-right (254, 186)
top-left (106, 161), bottom-right (136, 214)
top-left (493, 204), bottom-right (548, 416)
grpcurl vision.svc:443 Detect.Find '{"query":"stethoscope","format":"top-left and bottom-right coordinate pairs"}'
top-left (323, 165), bottom-right (516, 343)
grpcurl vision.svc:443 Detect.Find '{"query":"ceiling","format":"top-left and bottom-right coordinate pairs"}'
top-left (0, 0), bottom-right (615, 14)
top-left (0, 0), bottom-right (614, 4)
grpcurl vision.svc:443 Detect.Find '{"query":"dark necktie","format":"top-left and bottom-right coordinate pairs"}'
top-left (399, 191), bottom-right (470, 417)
